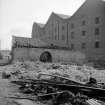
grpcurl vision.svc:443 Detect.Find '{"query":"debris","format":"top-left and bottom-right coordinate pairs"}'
top-left (86, 99), bottom-right (105, 105)
top-left (0, 61), bottom-right (105, 105)
top-left (11, 72), bottom-right (105, 105)
top-left (12, 99), bottom-right (37, 105)
top-left (2, 71), bottom-right (11, 79)
top-left (7, 96), bottom-right (37, 101)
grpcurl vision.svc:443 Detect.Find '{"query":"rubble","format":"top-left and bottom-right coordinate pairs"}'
top-left (10, 73), bottom-right (105, 105)
top-left (0, 61), bottom-right (105, 105)
top-left (2, 71), bottom-right (11, 79)
top-left (86, 99), bottom-right (105, 105)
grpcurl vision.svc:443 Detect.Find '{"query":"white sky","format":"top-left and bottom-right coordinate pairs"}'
top-left (0, 0), bottom-right (86, 50)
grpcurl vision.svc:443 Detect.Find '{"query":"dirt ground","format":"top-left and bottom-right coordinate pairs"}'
top-left (0, 72), bottom-right (42, 105)
top-left (0, 75), bottom-right (17, 104)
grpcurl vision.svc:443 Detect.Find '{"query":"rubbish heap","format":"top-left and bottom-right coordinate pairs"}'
top-left (1, 61), bottom-right (105, 105)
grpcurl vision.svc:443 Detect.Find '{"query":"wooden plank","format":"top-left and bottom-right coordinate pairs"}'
top-left (86, 99), bottom-right (103, 105)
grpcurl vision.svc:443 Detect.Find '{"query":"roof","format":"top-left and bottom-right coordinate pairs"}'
top-left (33, 22), bottom-right (45, 29)
top-left (36, 23), bottom-right (45, 28)
top-left (54, 13), bottom-right (70, 19)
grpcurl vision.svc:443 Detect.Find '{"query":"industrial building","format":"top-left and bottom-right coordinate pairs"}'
top-left (12, 0), bottom-right (105, 63)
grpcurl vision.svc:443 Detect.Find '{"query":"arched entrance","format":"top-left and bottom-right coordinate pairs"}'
top-left (40, 51), bottom-right (52, 62)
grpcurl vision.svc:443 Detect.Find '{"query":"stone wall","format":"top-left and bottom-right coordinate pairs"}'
top-left (12, 47), bottom-right (86, 64)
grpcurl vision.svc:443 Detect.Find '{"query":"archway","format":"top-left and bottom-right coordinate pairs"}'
top-left (40, 51), bottom-right (52, 62)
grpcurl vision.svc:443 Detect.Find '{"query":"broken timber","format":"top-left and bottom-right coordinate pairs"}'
top-left (11, 73), bottom-right (105, 100)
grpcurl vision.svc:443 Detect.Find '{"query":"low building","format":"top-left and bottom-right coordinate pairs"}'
top-left (1, 50), bottom-right (10, 60)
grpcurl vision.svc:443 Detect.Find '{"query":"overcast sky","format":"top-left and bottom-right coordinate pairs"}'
top-left (0, 0), bottom-right (86, 50)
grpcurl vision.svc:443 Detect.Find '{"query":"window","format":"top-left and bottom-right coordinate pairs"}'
top-left (95, 41), bottom-right (100, 48)
top-left (51, 44), bottom-right (54, 46)
top-left (81, 43), bottom-right (86, 49)
top-left (71, 44), bottom-right (74, 50)
top-left (62, 35), bottom-right (65, 40)
top-left (49, 31), bottom-right (50, 36)
top-left (95, 17), bottom-right (100, 24)
top-left (62, 26), bottom-right (65, 30)
top-left (52, 34), bottom-right (54, 40)
top-left (55, 35), bottom-right (57, 40)
top-left (95, 28), bottom-right (100, 35)
top-left (82, 20), bottom-right (86, 26)
top-left (44, 30), bottom-right (46, 35)
top-left (55, 28), bottom-right (57, 33)
top-left (71, 32), bottom-right (74, 39)
top-left (71, 23), bottom-right (74, 29)
top-left (82, 31), bottom-right (86, 36)
top-left (49, 35), bottom-right (50, 39)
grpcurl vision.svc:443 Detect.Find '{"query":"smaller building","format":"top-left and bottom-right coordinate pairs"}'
top-left (12, 36), bottom-right (47, 48)
top-left (1, 50), bottom-right (10, 60)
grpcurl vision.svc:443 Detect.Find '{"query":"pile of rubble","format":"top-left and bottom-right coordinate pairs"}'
top-left (1, 61), bottom-right (105, 105)
top-left (1, 61), bottom-right (105, 83)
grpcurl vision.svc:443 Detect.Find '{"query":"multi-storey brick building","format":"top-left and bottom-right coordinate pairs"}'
top-left (12, 0), bottom-right (105, 62)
